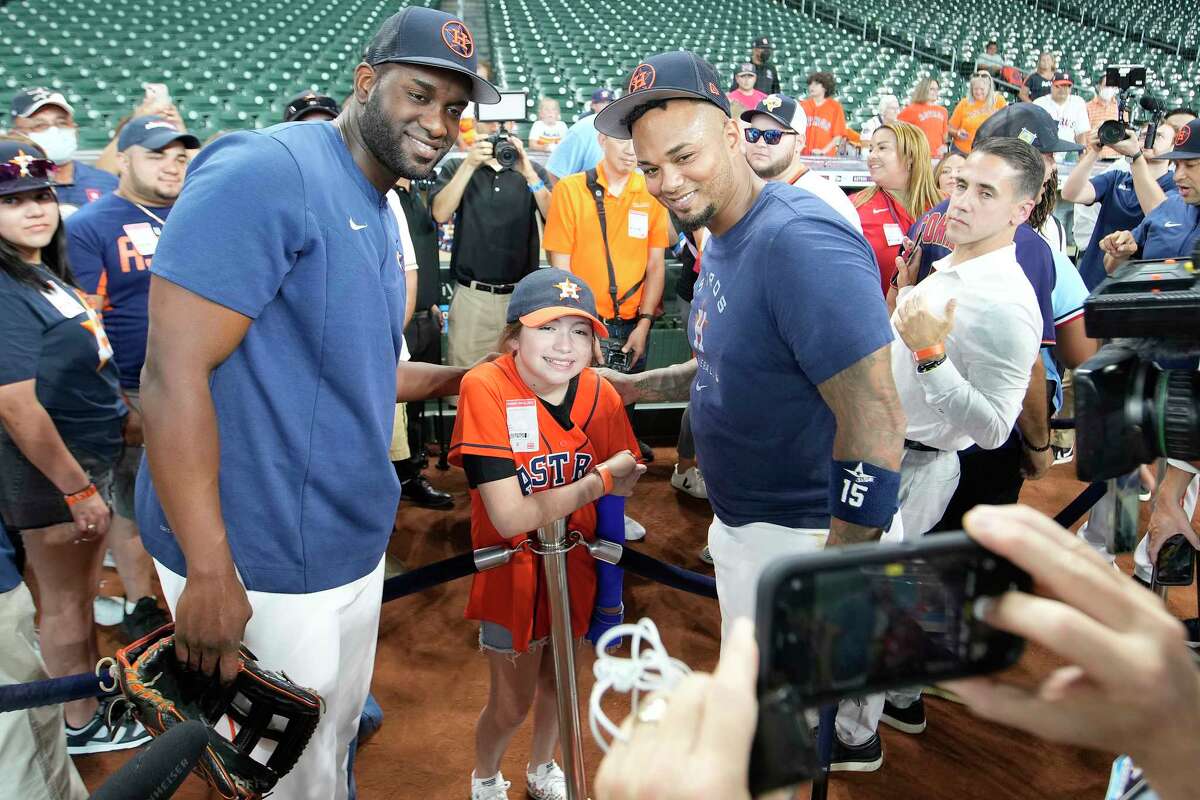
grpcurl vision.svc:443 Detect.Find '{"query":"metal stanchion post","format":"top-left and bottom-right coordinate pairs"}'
top-left (537, 518), bottom-right (588, 800)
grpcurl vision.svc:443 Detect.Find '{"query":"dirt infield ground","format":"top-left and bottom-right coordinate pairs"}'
top-left (74, 454), bottom-right (1192, 799)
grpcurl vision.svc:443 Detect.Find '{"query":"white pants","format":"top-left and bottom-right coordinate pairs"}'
top-left (1077, 472), bottom-right (1199, 582)
top-left (707, 517), bottom-right (899, 746)
top-left (892, 448), bottom-right (960, 542)
top-left (155, 557), bottom-right (385, 800)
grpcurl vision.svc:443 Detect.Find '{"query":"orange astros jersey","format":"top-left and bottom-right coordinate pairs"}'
top-left (449, 352), bottom-right (639, 652)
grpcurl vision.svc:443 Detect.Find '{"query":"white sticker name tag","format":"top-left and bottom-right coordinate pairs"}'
top-left (122, 222), bottom-right (160, 256)
top-left (42, 282), bottom-right (87, 319)
top-left (506, 398), bottom-right (539, 453)
top-left (628, 210), bottom-right (649, 239)
top-left (883, 223), bottom-right (904, 247)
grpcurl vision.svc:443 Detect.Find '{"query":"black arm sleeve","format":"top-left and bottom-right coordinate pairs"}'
top-left (463, 453), bottom-right (518, 489)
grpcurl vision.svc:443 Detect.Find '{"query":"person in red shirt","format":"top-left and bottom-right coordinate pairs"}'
top-left (851, 121), bottom-right (944, 294)
top-left (727, 63), bottom-right (767, 111)
top-left (898, 77), bottom-right (949, 157)
top-left (800, 71), bottom-right (846, 155)
top-left (450, 268), bottom-right (645, 800)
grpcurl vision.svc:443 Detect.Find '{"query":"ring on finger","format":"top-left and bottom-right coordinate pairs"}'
top-left (636, 695), bottom-right (669, 725)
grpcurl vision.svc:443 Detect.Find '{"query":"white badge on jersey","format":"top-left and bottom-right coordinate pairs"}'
top-left (506, 398), bottom-right (540, 453)
top-left (122, 222), bottom-right (160, 256)
top-left (628, 210), bottom-right (649, 239)
top-left (883, 223), bottom-right (904, 247)
top-left (42, 281), bottom-right (87, 319)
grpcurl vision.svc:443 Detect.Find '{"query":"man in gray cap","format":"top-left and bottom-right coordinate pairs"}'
top-left (135, 8), bottom-right (498, 797)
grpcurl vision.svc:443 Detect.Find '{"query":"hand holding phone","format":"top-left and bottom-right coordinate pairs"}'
top-left (142, 82), bottom-right (172, 107)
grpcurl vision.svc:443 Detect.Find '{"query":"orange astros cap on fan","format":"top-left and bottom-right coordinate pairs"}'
top-left (507, 268), bottom-right (608, 338)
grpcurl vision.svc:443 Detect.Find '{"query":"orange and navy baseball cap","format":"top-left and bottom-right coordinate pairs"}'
top-left (1152, 119), bottom-right (1200, 161)
top-left (1051, 71), bottom-right (1074, 86)
top-left (507, 268), bottom-right (608, 338)
top-left (363, 7), bottom-right (500, 104)
top-left (594, 50), bottom-right (730, 139)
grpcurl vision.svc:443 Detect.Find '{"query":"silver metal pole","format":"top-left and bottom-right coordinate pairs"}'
top-left (537, 517), bottom-right (587, 800)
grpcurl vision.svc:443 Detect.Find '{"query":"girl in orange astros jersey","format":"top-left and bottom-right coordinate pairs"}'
top-left (449, 267), bottom-right (646, 800)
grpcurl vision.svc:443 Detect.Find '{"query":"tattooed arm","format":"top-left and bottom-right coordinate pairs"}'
top-left (596, 360), bottom-right (697, 405)
top-left (817, 344), bottom-right (906, 547)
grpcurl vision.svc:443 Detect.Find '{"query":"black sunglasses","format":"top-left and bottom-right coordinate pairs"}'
top-left (744, 128), bottom-right (795, 145)
top-left (0, 158), bottom-right (57, 182)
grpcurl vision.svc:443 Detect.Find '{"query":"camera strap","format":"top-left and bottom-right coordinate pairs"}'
top-left (586, 168), bottom-right (643, 320)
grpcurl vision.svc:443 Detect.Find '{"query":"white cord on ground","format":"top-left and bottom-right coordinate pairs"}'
top-left (588, 617), bottom-right (692, 753)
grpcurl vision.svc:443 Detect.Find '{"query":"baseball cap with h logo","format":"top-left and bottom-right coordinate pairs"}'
top-left (594, 51), bottom-right (730, 139)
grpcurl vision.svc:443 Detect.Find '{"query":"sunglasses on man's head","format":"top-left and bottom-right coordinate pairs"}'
top-left (744, 128), bottom-right (794, 145)
top-left (0, 158), bottom-right (57, 182)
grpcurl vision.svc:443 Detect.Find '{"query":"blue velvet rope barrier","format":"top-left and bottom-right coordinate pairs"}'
top-left (380, 552), bottom-right (479, 603)
top-left (0, 671), bottom-right (113, 714)
top-left (1053, 481), bottom-right (1108, 529)
top-left (614, 547), bottom-right (719, 599)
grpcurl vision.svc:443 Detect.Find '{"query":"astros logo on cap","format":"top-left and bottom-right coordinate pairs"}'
top-left (1177, 125), bottom-right (1192, 147)
top-left (707, 82), bottom-right (720, 96)
top-left (763, 95), bottom-right (782, 112)
top-left (9, 150), bottom-right (35, 176)
top-left (554, 279), bottom-right (580, 300)
top-left (628, 64), bottom-right (656, 94)
top-left (441, 20), bottom-right (474, 59)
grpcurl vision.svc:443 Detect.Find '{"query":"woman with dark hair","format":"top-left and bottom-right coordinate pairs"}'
top-left (0, 138), bottom-right (148, 753)
top-left (801, 71), bottom-right (847, 156)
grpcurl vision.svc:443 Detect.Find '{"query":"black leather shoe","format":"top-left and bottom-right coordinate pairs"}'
top-left (637, 439), bottom-right (655, 462)
top-left (402, 475), bottom-right (454, 509)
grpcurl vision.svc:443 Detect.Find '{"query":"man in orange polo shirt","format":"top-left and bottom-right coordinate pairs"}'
top-left (543, 131), bottom-right (667, 487)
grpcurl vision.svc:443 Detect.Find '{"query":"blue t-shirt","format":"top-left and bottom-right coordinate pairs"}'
top-left (1131, 193), bottom-right (1200, 261)
top-left (135, 122), bottom-right (407, 594)
top-left (66, 194), bottom-right (171, 389)
top-left (0, 519), bottom-right (21, 594)
top-left (910, 199), bottom-right (1057, 346)
top-left (1077, 168), bottom-right (1177, 290)
top-left (56, 161), bottom-right (119, 212)
top-left (545, 114), bottom-right (602, 178)
top-left (1043, 248), bottom-right (1091, 411)
top-left (687, 182), bottom-right (894, 528)
top-left (0, 267), bottom-right (125, 456)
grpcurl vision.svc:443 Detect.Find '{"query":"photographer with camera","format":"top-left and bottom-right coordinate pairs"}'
top-left (1100, 120), bottom-right (1200, 272)
top-left (1063, 121), bottom-right (1177, 290)
top-left (432, 120), bottom-right (551, 370)
top-left (592, 504), bottom-right (1200, 800)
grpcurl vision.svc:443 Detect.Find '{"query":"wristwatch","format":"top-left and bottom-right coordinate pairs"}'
top-left (916, 356), bottom-right (946, 374)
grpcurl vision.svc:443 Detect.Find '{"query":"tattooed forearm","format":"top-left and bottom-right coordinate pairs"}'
top-left (635, 360), bottom-right (697, 403)
top-left (818, 344), bottom-right (906, 547)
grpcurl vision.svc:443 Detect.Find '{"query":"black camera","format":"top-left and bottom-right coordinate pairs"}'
top-left (486, 132), bottom-right (520, 169)
top-left (1073, 243), bottom-right (1200, 482)
top-left (599, 338), bottom-right (632, 373)
top-left (1096, 65), bottom-right (1165, 149)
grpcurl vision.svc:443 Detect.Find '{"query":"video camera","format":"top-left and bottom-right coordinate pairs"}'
top-left (1097, 65), bottom-right (1167, 150)
top-left (1073, 242), bottom-right (1200, 483)
top-left (599, 338), bottom-right (632, 373)
top-left (474, 90), bottom-right (529, 169)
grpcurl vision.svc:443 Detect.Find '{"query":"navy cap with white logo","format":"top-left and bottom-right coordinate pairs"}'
top-left (591, 88), bottom-right (615, 103)
top-left (1153, 119), bottom-right (1200, 161)
top-left (740, 92), bottom-right (807, 133)
top-left (283, 91), bottom-right (340, 122)
top-left (975, 102), bottom-right (1083, 153)
top-left (737, 62), bottom-right (756, 77)
top-left (363, 7), bottom-right (500, 104)
top-left (118, 116), bottom-right (201, 152)
top-left (594, 50), bottom-right (730, 139)
top-left (11, 87), bottom-right (73, 119)
top-left (506, 268), bottom-right (608, 338)
top-left (1051, 71), bottom-right (1073, 86)
top-left (752, 35), bottom-right (772, 48)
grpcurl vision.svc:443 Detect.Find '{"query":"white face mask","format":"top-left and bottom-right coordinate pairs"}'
top-left (27, 126), bottom-right (78, 164)
top-left (1099, 87), bottom-right (1118, 101)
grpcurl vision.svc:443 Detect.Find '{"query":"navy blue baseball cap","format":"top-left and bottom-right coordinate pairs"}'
top-left (0, 139), bottom-right (62, 196)
top-left (11, 87), bottom-right (73, 119)
top-left (118, 116), bottom-right (200, 152)
top-left (741, 92), bottom-right (807, 133)
top-left (1153, 119), bottom-right (1200, 160)
top-left (591, 88), bottom-right (615, 103)
top-left (363, 7), bottom-right (500, 104)
top-left (284, 90), bottom-right (340, 122)
top-left (975, 102), bottom-right (1083, 153)
top-left (506, 268), bottom-right (608, 337)
top-left (594, 51), bottom-right (730, 139)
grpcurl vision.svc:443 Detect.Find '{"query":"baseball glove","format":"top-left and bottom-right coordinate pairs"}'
top-left (113, 623), bottom-right (323, 800)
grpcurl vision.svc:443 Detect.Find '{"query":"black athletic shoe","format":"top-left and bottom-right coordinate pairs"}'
top-left (881, 697), bottom-right (927, 734)
top-left (637, 440), bottom-right (655, 462)
top-left (829, 733), bottom-right (883, 772)
top-left (402, 475), bottom-right (454, 510)
top-left (118, 596), bottom-right (170, 643)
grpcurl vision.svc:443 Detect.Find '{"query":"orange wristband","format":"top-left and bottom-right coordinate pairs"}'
top-left (593, 463), bottom-right (615, 495)
top-left (912, 343), bottom-right (946, 362)
top-left (64, 483), bottom-right (98, 507)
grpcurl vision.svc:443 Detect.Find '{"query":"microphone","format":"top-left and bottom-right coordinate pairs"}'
top-left (1139, 95), bottom-right (1165, 113)
top-left (91, 720), bottom-right (209, 800)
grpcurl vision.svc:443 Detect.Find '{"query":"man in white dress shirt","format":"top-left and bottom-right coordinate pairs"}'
top-left (890, 136), bottom-right (1046, 539)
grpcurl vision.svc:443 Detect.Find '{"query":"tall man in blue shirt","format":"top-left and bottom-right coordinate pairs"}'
top-left (596, 51), bottom-right (906, 771)
top-left (67, 115), bottom-right (199, 642)
top-left (135, 8), bottom-right (499, 798)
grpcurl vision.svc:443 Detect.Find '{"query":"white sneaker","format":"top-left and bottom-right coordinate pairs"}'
top-left (623, 515), bottom-right (646, 542)
top-left (526, 761), bottom-right (567, 800)
top-left (670, 464), bottom-right (708, 499)
top-left (471, 770), bottom-right (511, 800)
top-left (699, 545), bottom-right (714, 566)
